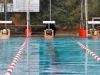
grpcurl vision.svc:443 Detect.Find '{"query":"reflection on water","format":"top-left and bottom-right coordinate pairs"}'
top-left (0, 39), bottom-right (11, 74)
top-left (0, 40), bottom-right (10, 60)
top-left (0, 40), bottom-right (9, 50)
top-left (40, 39), bottom-right (62, 75)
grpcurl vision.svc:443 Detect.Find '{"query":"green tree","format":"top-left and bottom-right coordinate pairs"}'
top-left (0, 0), bottom-right (100, 29)
top-left (52, 0), bottom-right (68, 26)
top-left (65, 0), bottom-right (81, 30)
top-left (88, 0), bottom-right (100, 20)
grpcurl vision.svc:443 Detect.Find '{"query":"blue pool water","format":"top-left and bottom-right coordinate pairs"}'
top-left (0, 37), bottom-right (100, 75)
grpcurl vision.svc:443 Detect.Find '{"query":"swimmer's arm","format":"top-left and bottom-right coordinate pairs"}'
top-left (97, 30), bottom-right (100, 35)
top-left (8, 30), bottom-right (10, 36)
top-left (0, 30), bottom-right (3, 35)
top-left (52, 30), bottom-right (54, 37)
top-left (44, 30), bottom-right (46, 36)
top-left (0, 30), bottom-right (2, 35)
top-left (89, 30), bottom-right (92, 35)
top-left (1, 30), bottom-right (2, 33)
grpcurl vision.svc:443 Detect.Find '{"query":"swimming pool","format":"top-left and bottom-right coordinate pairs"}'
top-left (0, 37), bottom-right (100, 75)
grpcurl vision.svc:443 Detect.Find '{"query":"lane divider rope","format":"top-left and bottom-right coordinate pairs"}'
top-left (5, 39), bottom-right (28, 75)
top-left (72, 38), bottom-right (100, 62)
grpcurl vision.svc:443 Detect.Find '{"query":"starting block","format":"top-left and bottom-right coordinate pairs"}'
top-left (0, 21), bottom-right (12, 24)
top-left (43, 21), bottom-right (55, 24)
top-left (87, 21), bottom-right (100, 24)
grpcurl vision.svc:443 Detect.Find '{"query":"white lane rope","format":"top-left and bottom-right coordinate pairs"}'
top-left (72, 38), bottom-right (100, 62)
top-left (5, 39), bottom-right (28, 75)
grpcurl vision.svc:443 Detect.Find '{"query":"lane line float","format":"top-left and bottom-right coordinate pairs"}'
top-left (5, 39), bottom-right (28, 75)
top-left (72, 38), bottom-right (100, 62)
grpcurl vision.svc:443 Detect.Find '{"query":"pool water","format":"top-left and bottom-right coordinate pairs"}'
top-left (0, 37), bottom-right (100, 75)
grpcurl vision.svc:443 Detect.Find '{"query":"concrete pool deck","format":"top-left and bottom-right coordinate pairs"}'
top-left (13, 33), bottom-right (79, 38)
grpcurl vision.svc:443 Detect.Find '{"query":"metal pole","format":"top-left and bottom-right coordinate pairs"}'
top-left (81, 0), bottom-right (83, 28)
top-left (4, 0), bottom-right (7, 29)
top-left (27, 0), bottom-right (30, 37)
top-left (85, 0), bottom-right (88, 37)
top-left (50, 0), bottom-right (51, 21)
top-left (48, 0), bottom-right (51, 29)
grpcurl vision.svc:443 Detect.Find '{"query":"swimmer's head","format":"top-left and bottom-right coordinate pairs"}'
top-left (2, 29), bottom-right (7, 34)
top-left (46, 29), bottom-right (52, 35)
top-left (94, 30), bottom-right (98, 36)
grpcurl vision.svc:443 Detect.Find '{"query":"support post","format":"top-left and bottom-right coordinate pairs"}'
top-left (85, 0), bottom-right (88, 37)
top-left (4, 0), bottom-right (7, 29)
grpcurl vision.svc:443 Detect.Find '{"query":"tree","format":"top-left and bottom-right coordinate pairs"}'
top-left (0, 0), bottom-right (100, 28)
top-left (64, 0), bottom-right (81, 30)
top-left (88, 0), bottom-right (100, 20)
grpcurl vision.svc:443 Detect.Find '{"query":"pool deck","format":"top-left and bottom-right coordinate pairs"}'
top-left (13, 33), bottom-right (79, 38)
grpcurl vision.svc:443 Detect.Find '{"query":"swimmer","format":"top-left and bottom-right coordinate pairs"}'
top-left (44, 29), bottom-right (54, 39)
top-left (89, 29), bottom-right (100, 39)
top-left (0, 29), bottom-right (10, 39)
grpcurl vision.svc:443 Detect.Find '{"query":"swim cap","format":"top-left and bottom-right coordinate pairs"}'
top-left (94, 31), bottom-right (98, 36)
top-left (46, 29), bottom-right (52, 34)
top-left (2, 29), bottom-right (7, 34)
